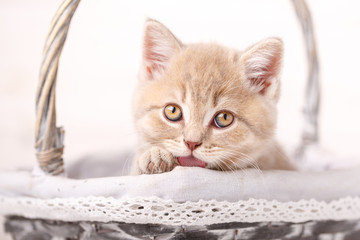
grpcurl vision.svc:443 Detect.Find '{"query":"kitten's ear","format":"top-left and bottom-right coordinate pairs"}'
top-left (141, 19), bottom-right (183, 80)
top-left (240, 37), bottom-right (283, 100)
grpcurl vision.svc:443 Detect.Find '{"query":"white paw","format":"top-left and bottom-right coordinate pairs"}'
top-left (138, 147), bottom-right (178, 174)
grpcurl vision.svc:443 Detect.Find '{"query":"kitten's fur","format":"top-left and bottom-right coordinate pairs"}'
top-left (131, 19), bottom-right (295, 175)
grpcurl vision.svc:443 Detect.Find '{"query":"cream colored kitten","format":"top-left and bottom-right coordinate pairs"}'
top-left (131, 19), bottom-right (295, 175)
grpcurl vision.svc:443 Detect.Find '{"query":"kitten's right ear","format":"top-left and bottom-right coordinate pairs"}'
top-left (141, 19), bottom-right (183, 80)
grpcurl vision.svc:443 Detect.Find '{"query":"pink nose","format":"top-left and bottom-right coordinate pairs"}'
top-left (184, 140), bottom-right (202, 151)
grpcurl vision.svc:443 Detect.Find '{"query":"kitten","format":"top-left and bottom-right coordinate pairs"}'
top-left (131, 19), bottom-right (295, 175)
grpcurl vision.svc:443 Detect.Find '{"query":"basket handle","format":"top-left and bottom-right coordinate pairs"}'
top-left (292, 0), bottom-right (320, 159)
top-left (35, 0), bottom-right (80, 175)
top-left (34, 0), bottom-right (319, 175)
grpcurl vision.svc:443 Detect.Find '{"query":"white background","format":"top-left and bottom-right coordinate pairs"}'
top-left (0, 0), bottom-right (360, 238)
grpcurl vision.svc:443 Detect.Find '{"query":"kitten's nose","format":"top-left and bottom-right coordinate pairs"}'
top-left (184, 140), bottom-right (202, 151)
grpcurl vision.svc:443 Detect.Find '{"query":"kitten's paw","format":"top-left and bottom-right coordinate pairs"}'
top-left (138, 147), bottom-right (178, 174)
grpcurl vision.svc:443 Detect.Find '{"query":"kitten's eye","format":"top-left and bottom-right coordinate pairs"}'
top-left (164, 104), bottom-right (182, 121)
top-left (214, 111), bottom-right (234, 128)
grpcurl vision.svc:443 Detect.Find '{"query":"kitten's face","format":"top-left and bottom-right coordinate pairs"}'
top-left (133, 20), bottom-right (283, 170)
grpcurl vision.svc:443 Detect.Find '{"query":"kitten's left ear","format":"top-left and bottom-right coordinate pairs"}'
top-left (240, 37), bottom-right (283, 101)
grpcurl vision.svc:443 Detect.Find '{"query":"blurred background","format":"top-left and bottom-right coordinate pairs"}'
top-left (0, 0), bottom-right (360, 238)
top-left (1, 0), bottom-right (360, 170)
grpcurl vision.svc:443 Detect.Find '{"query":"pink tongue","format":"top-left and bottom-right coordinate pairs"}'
top-left (178, 156), bottom-right (207, 168)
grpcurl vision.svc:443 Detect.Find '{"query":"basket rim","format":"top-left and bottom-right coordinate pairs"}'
top-left (1, 166), bottom-right (360, 203)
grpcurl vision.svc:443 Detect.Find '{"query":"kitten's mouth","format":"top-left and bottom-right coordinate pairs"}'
top-left (178, 155), bottom-right (207, 168)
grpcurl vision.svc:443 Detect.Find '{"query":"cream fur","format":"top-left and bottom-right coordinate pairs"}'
top-left (131, 19), bottom-right (295, 175)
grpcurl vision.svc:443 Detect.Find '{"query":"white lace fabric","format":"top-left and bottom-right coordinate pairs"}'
top-left (1, 196), bottom-right (360, 225)
top-left (1, 158), bottom-right (360, 224)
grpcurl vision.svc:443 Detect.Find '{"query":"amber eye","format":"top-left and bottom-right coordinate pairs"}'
top-left (214, 111), bottom-right (234, 128)
top-left (164, 104), bottom-right (182, 121)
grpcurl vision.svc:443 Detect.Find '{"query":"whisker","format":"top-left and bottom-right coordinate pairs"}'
top-left (226, 148), bottom-right (270, 198)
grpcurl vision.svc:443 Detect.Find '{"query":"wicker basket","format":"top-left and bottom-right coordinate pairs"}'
top-left (1, 0), bottom-right (360, 239)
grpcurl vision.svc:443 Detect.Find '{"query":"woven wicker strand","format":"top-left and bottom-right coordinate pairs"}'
top-left (33, 0), bottom-right (318, 176)
top-left (35, 0), bottom-right (81, 175)
top-left (292, 0), bottom-right (320, 159)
